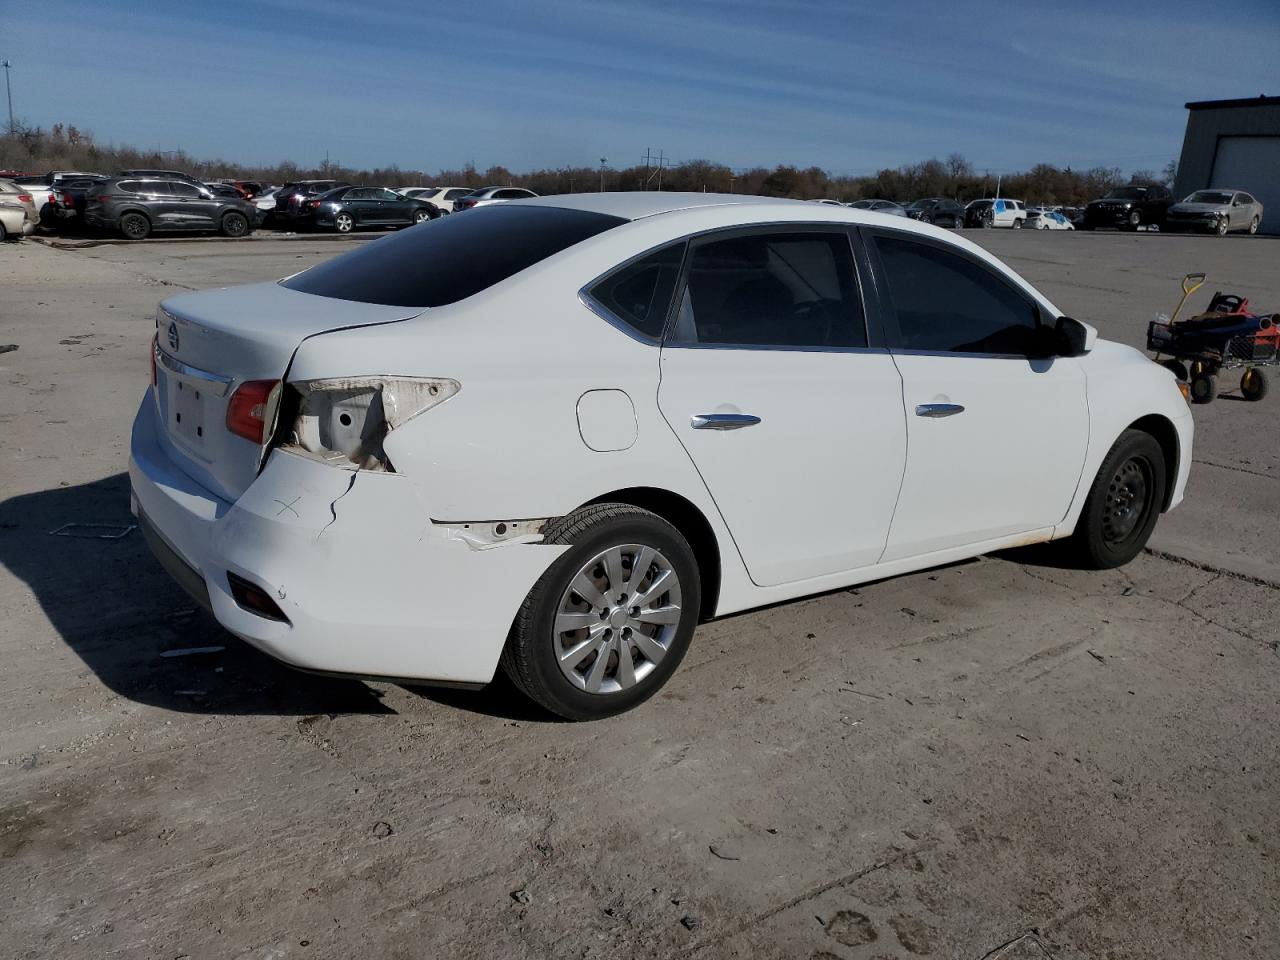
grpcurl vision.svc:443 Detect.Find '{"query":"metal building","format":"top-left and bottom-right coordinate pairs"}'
top-left (1173, 95), bottom-right (1280, 234)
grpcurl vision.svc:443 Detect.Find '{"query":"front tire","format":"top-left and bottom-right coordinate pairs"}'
top-left (0, 219), bottom-right (7, 242)
top-left (120, 212), bottom-right (151, 240)
top-left (1190, 372), bottom-right (1218, 404)
top-left (220, 211), bottom-right (250, 238)
top-left (1070, 429), bottom-right (1167, 569)
top-left (500, 503), bottom-right (701, 720)
top-left (1127, 210), bottom-right (1142, 230)
top-left (412, 209), bottom-right (432, 224)
top-left (1249, 216), bottom-right (1260, 235)
top-left (1216, 217), bottom-right (1229, 237)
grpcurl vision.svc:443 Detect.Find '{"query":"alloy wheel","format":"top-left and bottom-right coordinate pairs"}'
top-left (336, 213), bottom-right (353, 233)
top-left (552, 543), bottom-right (683, 695)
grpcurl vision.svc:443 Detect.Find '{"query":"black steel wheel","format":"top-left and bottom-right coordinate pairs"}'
top-left (1241, 367), bottom-right (1269, 402)
top-left (1070, 429), bottom-right (1167, 569)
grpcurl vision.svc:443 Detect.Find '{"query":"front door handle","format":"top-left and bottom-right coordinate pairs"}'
top-left (915, 403), bottom-right (965, 418)
top-left (691, 413), bottom-right (761, 430)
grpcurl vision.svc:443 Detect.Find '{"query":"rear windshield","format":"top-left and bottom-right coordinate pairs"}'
top-left (282, 204), bottom-right (626, 307)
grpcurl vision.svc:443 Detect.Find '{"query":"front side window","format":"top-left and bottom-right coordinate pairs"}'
top-left (668, 231), bottom-right (865, 349)
top-left (872, 234), bottom-right (1042, 356)
top-left (587, 243), bottom-right (685, 340)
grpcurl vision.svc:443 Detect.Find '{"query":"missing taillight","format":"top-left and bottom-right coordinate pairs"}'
top-left (149, 333), bottom-right (158, 387)
top-left (280, 376), bottom-right (459, 472)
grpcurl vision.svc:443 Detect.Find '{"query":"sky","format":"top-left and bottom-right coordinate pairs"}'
top-left (12, 0), bottom-right (1280, 176)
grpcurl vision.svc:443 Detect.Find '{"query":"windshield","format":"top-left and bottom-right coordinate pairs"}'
top-left (1185, 191), bottom-right (1233, 204)
top-left (906, 199), bottom-right (933, 209)
top-left (1105, 187), bottom-right (1148, 200)
top-left (282, 204), bottom-right (626, 307)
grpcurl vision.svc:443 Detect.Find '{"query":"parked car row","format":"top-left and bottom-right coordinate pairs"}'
top-left (0, 169), bottom-right (546, 240)
top-left (833, 186), bottom-right (1264, 236)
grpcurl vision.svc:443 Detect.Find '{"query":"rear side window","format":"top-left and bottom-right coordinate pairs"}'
top-left (872, 234), bottom-right (1041, 355)
top-left (169, 182), bottom-right (201, 198)
top-left (283, 205), bottom-right (626, 307)
top-left (587, 243), bottom-right (685, 340)
top-left (668, 231), bottom-right (866, 349)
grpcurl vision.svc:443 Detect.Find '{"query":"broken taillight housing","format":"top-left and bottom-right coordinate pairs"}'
top-left (281, 377), bottom-right (459, 471)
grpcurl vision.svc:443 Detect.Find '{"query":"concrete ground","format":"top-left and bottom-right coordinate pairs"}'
top-left (1, 228), bottom-right (1276, 960)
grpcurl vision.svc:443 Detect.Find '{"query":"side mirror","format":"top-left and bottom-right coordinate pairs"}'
top-left (1054, 316), bottom-right (1095, 357)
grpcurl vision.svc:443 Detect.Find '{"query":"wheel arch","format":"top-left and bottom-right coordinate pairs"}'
top-left (581, 486), bottom-right (721, 619)
top-left (1126, 413), bottom-right (1179, 511)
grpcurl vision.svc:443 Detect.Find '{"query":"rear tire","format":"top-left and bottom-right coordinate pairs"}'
top-left (0, 219), bottom-right (7, 242)
top-left (1189, 373), bottom-right (1217, 404)
top-left (1069, 429), bottom-right (1167, 569)
top-left (1011, 217), bottom-right (1022, 229)
top-left (220, 211), bottom-right (249, 238)
top-left (334, 212), bottom-right (354, 233)
top-left (500, 503), bottom-right (701, 721)
top-left (120, 212), bottom-right (150, 240)
top-left (1241, 367), bottom-right (1269, 401)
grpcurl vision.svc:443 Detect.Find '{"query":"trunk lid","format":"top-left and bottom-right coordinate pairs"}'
top-left (154, 281), bottom-right (422, 502)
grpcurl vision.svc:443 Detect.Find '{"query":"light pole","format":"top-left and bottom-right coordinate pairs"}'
top-left (2, 60), bottom-right (13, 135)
top-left (598, 157), bottom-right (607, 192)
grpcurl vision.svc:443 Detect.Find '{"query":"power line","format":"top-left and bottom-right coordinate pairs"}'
top-left (2, 60), bottom-right (13, 135)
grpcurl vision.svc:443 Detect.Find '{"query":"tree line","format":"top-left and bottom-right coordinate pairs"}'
top-left (1, 124), bottom-right (1174, 206)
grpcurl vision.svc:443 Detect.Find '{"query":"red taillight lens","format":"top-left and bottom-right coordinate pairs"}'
top-left (226, 380), bottom-right (280, 444)
top-left (17, 193), bottom-right (31, 203)
top-left (96, 194), bottom-right (111, 203)
top-left (149, 333), bottom-right (158, 387)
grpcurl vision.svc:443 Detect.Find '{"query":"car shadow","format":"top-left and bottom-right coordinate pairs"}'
top-left (0, 472), bottom-right (393, 716)
top-left (403, 672), bottom-right (565, 723)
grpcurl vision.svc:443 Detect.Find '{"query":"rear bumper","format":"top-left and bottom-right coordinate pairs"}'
top-left (128, 391), bottom-right (564, 685)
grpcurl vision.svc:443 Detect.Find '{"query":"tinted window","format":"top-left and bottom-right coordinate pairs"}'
top-left (169, 182), bottom-right (202, 198)
top-left (873, 235), bottom-right (1041, 355)
top-left (138, 181), bottom-right (171, 197)
top-left (345, 188), bottom-right (370, 200)
top-left (1238, 193), bottom-right (1255, 204)
top-left (446, 189), bottom-right (471, 200)
top-left (495, 189), bottom-right (528, 199)
top-left (669, 232), bottom-right (865, 349)
top-left (283, 205), bottom-right (625, 307)
top-left (375, 189), bottom-right (401, 201)
top-left (588, 243), bottom-right (685, 340)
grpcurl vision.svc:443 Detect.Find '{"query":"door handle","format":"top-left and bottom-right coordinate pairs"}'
top-left (691, 413), bottom-right (761, 430)
top-left (915, 403), bottom-right (965, 418)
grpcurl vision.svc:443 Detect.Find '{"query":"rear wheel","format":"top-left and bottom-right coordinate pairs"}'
top-left (334, 212), bottom-right (354, 233)
top-left (1241, 367), bottom-right (1269, 401)
top-left (120, 212), bottom-right (150, 240)
top-left (220, 211), bottom-right (249, 238)
top-left (0, 219), bottom-right (7, 242)
top-left (1011, 217), bottom-right (1022, 229)
top-left (1070, 429), bottom-right (1167, 569)
top-left (500, 503), bottom-right (701, 720)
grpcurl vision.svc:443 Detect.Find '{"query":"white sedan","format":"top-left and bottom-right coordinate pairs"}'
top-left (1027, 207), bottom-right (1075, 230)
top-left (130, 194), bottom-right (1192, 719)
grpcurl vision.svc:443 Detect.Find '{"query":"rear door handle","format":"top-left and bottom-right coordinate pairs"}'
top-left (915, 403), bottom-right (965, 418)
top-left (691, 413), bottom-right (761, 430)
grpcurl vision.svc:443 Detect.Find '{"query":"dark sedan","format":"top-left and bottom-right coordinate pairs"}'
top-left (903, 197), bottom-right (964, 226)
top-left (303, 186), bottom-right (440, 232)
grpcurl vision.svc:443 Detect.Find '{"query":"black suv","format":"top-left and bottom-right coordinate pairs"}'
top-left (84, 178), bottom-right (258, 240)
top-left (272, 180), bottom-right (351, 221)
top-left (1081, 184), bottom-right (1173, 230)
top-left (904, 197), bottom-right (965, 227)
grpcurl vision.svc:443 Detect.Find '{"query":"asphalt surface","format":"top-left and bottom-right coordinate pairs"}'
top-left (1, 227), bottom-right (1277, 960)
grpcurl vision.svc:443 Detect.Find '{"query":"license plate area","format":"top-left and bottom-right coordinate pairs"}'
top-left (162, 369), bottom-right (216, 457)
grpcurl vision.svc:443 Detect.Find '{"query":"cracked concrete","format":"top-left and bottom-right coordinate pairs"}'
top-left (1, 232), bottom-right (1277, 959)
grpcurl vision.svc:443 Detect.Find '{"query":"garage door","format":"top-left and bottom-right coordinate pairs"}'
top-left (1210, 136), bottom-right (1280, 235)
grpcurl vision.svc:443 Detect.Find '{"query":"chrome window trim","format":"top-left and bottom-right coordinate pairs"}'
top-left (578, 289), bottom-right (662, 346)
top-left (154, 342), bottom-right (234, 397)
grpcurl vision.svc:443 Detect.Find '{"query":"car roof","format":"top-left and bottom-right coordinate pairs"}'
top-left (508, 191), bottom-right (814, 221)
